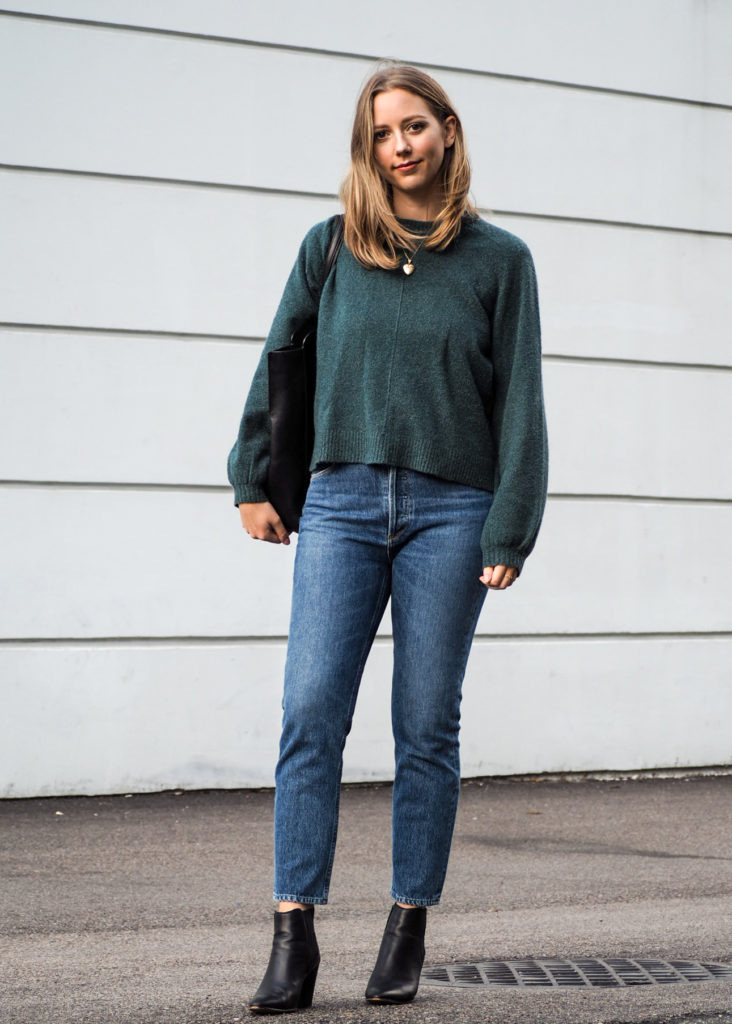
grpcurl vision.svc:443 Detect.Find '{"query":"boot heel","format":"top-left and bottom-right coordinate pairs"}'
top-left (297, 961), bottom-right (319, 1009)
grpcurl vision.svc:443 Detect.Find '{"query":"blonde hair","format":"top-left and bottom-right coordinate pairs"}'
top-left (340, 65), bottom-right (477, 270)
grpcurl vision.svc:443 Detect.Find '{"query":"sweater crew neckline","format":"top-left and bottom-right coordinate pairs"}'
top-left (396, 216), bottom-right (435, 235)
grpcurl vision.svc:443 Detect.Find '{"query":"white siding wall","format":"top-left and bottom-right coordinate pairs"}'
top-left (1, 3), bottom-right (730, 796)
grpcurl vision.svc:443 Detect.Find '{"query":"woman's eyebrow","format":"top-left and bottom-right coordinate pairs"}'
top-left (373, 115), bottom-right (426, 130)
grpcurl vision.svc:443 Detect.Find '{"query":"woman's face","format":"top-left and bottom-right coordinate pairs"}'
top-left (372, 88), bottom-right (456, 218)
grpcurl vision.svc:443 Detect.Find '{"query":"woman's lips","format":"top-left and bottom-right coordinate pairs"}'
top-left (394, 160), bottom-right (420, 172)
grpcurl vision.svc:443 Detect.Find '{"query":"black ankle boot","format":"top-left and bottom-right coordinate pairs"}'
top-left (365, 903), bottom-right (427, 1004)
top-left (249, 906), bottom-right (320, 1015)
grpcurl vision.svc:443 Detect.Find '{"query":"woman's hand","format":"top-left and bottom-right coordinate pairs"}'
top-left (238, 501), bottom-right (291, 545)
top-left (480, 564), bottom-right (518, 590)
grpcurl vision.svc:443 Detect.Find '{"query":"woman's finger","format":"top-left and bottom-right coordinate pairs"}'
top-left (497, 566), bottom-right (518, 588)
top-left (480, 565), bottom-right (518, 589)
top-left (269, 515), bottom-right (291, 546)
top-left (491, 565), bottom-right (508, 588)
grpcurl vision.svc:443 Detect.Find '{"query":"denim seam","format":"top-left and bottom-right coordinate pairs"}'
top-left (387, 466), bottom-right (413, 551)
top-left (273, 892), bottom-right (329, 905)
top-left (387, 466), bottom-right (397, 550)
top-left (429, 584), bottom-right (485, 899)
top-left (390, 890), bottom-right (443, 908)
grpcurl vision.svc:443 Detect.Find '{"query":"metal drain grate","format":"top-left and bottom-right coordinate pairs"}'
top-left (421, 958), bottom-right (732, 989)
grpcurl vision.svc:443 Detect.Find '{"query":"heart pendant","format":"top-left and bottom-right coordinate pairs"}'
top-left (403, 262), bottom-right (415, 276)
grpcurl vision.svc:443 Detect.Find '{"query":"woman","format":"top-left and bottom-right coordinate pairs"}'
top-left (228, 64), bottom-right (548, 1014)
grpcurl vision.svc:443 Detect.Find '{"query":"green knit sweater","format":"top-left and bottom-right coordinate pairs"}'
top-left (228, 214), bottom-right (548, 573)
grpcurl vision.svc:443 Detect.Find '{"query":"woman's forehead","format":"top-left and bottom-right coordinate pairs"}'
top-left (372, 89), bottom-right (433, 124)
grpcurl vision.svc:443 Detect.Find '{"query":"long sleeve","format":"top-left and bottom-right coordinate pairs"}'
top-left (226, 219), bottom-right (334, 505)
top-left (480, 240), bottom-right (548, 573)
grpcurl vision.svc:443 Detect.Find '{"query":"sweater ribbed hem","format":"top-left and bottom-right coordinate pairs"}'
top-left (311, 429), bottom-right (495, 494)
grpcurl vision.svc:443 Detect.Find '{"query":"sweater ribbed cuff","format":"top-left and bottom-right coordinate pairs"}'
top-left (232, 483), bottom-right (268, 506)
top-left (480, 547), bottom-right (525, 575)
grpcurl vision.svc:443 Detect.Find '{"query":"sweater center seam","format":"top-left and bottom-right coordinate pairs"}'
top-left (381, 274), bottom-right (406, 435)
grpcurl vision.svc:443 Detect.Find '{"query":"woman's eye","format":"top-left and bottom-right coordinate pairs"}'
top-left (374, 129), bottom-right (389, 142)
top-left (407, 121), bottom-right (426, 133)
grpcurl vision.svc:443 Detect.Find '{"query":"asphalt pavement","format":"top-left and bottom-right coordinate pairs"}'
top-left (1, 773), bottom-right (731, 1024)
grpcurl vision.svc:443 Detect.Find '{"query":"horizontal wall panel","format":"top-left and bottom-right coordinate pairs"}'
top-left (4, 1), bottom-right (732, 105)
top-left (525, 219), bottom-right (732, 366)
top-left (0, 329), bottom-right (254, 486)
top-left (2, 173), bottom-right (731, 367)
top-left (2, 636), bottom-right (730, 796)
top-left (1, 489), bottom-right (730, 639)
top-left (543, 361), bottom-right (732, 499)
top-left (0, 642), bottom-right (288, 796)
top-left (3, 330), bottom-right (732, 501)
top-left (0, 170), bottom-right (337, 336)
top-left (0, 486), bottom-right (295, 640)
top-left (2, 19), bottom-right (731, 232)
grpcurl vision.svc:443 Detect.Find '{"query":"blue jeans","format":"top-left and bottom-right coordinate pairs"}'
top-left (273, 464), bottom-right (493, 906)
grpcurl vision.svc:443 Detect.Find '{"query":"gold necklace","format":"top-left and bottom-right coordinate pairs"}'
top-left (402, 237), bottom-right (425, 276)
top-left (403, 238), bottom-right (425, 274)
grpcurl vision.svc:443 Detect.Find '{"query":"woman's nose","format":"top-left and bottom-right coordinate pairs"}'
top-left (395, 132), bottom-right (411, 154)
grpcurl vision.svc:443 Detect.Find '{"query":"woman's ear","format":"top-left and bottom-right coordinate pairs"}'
top-left (443, 115), bottom-right (457, 148)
